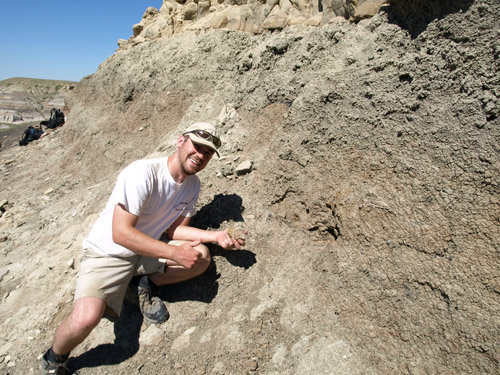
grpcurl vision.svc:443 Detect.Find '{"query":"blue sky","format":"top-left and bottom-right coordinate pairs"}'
top-left (0, 1), bottom-right (163, 82)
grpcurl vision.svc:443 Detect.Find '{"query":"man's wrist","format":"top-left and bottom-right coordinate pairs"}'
top-left (210, 230), bottom-right (223, 244)
top-left (162, 241), bottom-right (176, 260)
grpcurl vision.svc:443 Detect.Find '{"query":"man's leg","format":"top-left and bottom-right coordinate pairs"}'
top-left (127, 243), bottom-right (210, 324)
top-left (42, 297), bottom-right (106, 374)
top-left (149, 243), bottom-right (211, 285)
top-left (52, 297), bottom-right (106, 356)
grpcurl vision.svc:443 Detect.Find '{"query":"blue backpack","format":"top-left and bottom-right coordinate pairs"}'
top-left (19, 125), bottom-right (44, 146)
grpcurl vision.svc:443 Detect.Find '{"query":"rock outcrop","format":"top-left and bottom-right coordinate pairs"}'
top-left (118, 0), bottom-right (376, 48)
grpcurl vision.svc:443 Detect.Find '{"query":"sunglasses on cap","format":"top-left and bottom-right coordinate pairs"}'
top-left (184, 129), bottom-right (221, 149)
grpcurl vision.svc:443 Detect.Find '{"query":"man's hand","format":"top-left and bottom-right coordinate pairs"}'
top-left (216, 230), bottom-right (246, 250)
top-left (171, 239), bottom-right (203, 269)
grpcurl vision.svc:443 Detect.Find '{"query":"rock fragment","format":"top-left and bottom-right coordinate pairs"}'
top-left (0, 269), bottom-right (9, 282)
top-left (227, 226), bottom-right (247, 240)
top-left (235, 160), bottom-right (253, 175)
top-left (0, 200), bottom-right (8, 218)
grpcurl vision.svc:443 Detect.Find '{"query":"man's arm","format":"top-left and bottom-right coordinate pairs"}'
top-left (112, 203), bottom-right (201, 269)
top-left (167, 214), bottom-right (246, 250)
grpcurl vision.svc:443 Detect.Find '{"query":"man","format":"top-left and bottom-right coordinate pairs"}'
top-left (41, 122), bottom-right (245, 374)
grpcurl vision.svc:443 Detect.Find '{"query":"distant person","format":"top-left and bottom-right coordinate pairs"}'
top-left (41, 122), bottom-right (246, 374)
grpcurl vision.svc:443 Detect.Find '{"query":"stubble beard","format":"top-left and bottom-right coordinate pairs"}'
top-left (180, 154), bottom-right (203, 176)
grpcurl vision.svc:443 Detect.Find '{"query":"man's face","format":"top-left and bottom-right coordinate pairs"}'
top-left (177, 136), bottom-right (215, 176)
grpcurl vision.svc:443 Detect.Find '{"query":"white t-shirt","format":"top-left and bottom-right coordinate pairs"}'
top-left (83, 157), bottom-right (200, 257)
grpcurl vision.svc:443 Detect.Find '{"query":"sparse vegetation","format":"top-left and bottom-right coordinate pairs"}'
top-left (0, 121), bottom-right (39, 133)
top-left (0, 77), bottom-right (76, 87)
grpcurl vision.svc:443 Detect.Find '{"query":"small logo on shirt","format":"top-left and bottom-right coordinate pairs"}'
top-left (174, 201), bottom-right (189, 212)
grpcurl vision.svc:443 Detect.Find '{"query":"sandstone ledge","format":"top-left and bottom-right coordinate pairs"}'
top-left (118, 0), bottom-right (389, 49)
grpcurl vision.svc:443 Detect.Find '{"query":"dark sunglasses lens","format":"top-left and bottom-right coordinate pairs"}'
top-left (213, 136), bottom-right (221, 148)
top-left (195, 130), bottom-right (210, 139)
top-left (196, 130), bottom-right (221, 148)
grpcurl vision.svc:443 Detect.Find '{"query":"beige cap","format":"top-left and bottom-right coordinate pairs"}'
top-left (183, 122), bottom-right (221, 157)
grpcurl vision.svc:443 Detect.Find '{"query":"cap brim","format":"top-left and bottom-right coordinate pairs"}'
top-left (189, 135), bottom-right (220, 157)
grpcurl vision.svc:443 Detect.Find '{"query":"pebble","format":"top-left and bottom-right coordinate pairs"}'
top-left (245, 358), bottom-right (258, 371)
top-left (0, 269), bottom-right (9, 282)
top-left (235, 160), bottom-right (253, 175)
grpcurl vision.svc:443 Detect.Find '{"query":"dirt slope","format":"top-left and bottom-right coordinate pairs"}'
top-left (0, 0), bottom-right (498, 374)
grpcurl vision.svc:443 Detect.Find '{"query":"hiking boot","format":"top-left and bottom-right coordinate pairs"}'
top-left (41, 350), bottom-right (69, 375)
top-left (126, 282), bottom-right (169, 324)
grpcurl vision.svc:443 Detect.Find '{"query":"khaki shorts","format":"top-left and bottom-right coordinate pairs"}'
top-left (75, 240), bottom-right (187, 318)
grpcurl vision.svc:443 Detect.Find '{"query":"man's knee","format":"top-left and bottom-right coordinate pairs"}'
top-left (190, 244), bottom-right (210, 276)
top-left (70, 298), bottom-right (105, 333)
top-left (194, 244), bottom-right (211, 264)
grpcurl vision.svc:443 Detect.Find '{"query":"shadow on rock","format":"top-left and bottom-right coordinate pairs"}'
top-left (67, 299), bottom-right (142, 372)
top-left (191, 193), bottom-right (245, 229)
top-left (157, 192), bottom-right (254, 301)
top-left (386, 0), bottom-right (474, 38)
top-left (158, 246), bottom-right (256, 304)
top-left (211, 246), bottom-right (257, 270)
top-left (158, 259), bottom-right (221, 303)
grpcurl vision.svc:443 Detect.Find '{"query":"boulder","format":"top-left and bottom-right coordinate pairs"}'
top-left (183, 2), bottom-right (199, 20)
top-left (133, 23), bottom-right (144, 37)
top-left (261, 5), bottom-right (289, 29)
top-left (353, 0), bottom-right (388, 20)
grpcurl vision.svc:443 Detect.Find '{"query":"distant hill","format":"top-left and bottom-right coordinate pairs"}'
top-left (0, 77), bottom-right (77, 127)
